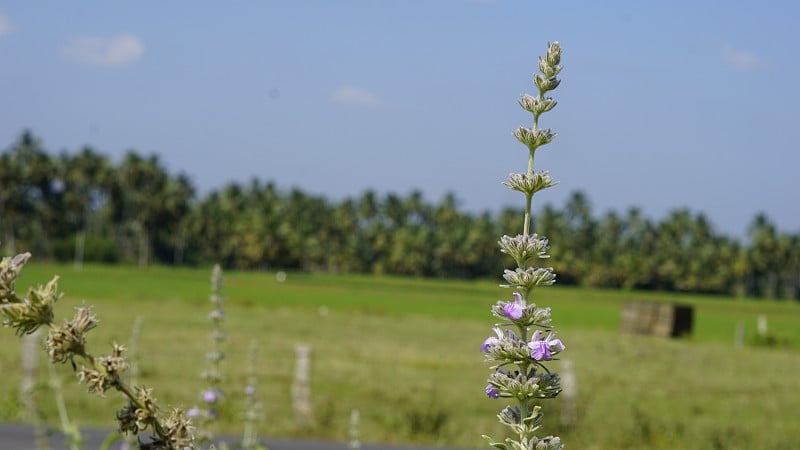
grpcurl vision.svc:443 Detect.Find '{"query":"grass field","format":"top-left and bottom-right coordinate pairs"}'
top-left (2, 262), bottom-right (799, 449)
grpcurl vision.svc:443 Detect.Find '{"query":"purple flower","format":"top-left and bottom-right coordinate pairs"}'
top-left (549, 338), bottom-right (565, 353)
top-left (527, 332), bottom-right (565, 360)
top-left (502, 292), bottom-right (525, 320)
top-left (485, 384), bottom-right (500, 399)
top-left (529, 341), bottom-right (551, 360)
top-left (480, 337), bottom-right (498, 353)
top-left (480, 327), bottom-right (504, 352)
top-left (244, 385), bottom-right (256, 396)
top-left (202, 389), bottom-right (217, 403)
top-left (186, 406), bottom-right (201, 418)
top-left (503, 302), bottom-right (524, 320)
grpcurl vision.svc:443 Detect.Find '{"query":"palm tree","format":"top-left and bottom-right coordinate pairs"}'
top-left (746, 213), bottom-right (779, 298)
top-left (0, 150), bottom-right (23, 254)
top-left (2, 131), bottom-right (59, 257)
top-left (110, 152), bottom-right (171, 267)
top-left (59, 146), bottom-right (113, 268)
top-left (617, 207), bottom-right (657, 289)
top-left (158, 173), bottom-right (195, 265)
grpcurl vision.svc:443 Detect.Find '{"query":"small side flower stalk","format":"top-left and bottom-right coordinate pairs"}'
top-left (128, 316), bottom-right (145, 386)
top-left (0, 251), bottom-right (194, 449)
top-left (481, 42), bottom-right (566, 450)
top-left (48, 362), bottom-right (84, 450)
top-left (189, 264), bottom-right (227, 447)
top-left (241, 340), bottom-right (267, 450)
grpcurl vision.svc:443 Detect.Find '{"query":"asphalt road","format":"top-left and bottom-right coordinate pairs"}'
top-left (0, 423), bottom-right (466, 450)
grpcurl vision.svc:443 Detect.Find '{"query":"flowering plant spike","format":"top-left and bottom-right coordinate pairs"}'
top-left (482, 42), bottom-right (565, 450)
top-left (189, 264), bottom-right (227, 446)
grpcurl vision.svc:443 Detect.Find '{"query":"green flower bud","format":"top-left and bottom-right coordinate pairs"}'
top-left (534, 74), bottom-right (561, 93)
top-left (537, 57), bottom-right (562, 79)
top-left (498, 233), bottom-right (551, 267)
top-left (513, 127), bottom-right (556, 149)
top-left (518, 94), bottom-right (557, 115)
top-left (546, 41), bottom-right (561, 67)
top-left (502, 267), bottom-right (556, 297)
top-left (504, 172), bottom-right (558, 197)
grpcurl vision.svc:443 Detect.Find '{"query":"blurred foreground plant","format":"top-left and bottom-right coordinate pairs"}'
top-left (481, 42), bottom-right (566, 450)
top-left (0, 251), bottom-right (194, 449)
top-left (241, 340), bottom-right (266, 450)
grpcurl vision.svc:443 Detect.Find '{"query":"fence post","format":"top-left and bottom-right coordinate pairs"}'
top-left (757, 315), bottom-right (768, 337)
top-left (734, 322), bottom-right (746, 349)
top-left (560, 359), bottom-right (577, 427)
top-left (292, 344), bottom-right (313, 424)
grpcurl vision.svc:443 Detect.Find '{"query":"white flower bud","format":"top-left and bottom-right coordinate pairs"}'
top-left (534, 74), bottom-right (561, 93)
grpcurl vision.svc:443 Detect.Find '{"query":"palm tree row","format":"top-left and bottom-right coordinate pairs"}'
top-left (2, 131), bottom-right (798, 299)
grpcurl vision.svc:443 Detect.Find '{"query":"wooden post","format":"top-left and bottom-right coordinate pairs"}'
top-left (560, 359), bottom-right (577, 427)
top-left (292, 344), bottom-right (313, 424)
top-left (757, 315), bottom-right (768, 337)
top-left (735, 322), bottom-right (746, 349)
top-left (19, 330), bottom-right (39, 419)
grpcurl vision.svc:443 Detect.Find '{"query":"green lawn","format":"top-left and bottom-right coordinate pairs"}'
top-left (2, 262), bottom-right (799, 449)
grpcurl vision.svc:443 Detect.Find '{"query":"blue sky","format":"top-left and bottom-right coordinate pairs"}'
top-left (1, 1), bottom-right (798, 238)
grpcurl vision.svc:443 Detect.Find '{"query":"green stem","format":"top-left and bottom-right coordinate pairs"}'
top-left (523, 148), bottom-right (536, 236)
top-left (523, 193), bottom-right (532, 238)
top-left (98, 432), bottom-right (124, 450)
top-left (518, 323), bottom-right (531, 441)
top-left (523, 108), bottom-right (541, 237)
top-left (48, 363), bottom-right (82, 450)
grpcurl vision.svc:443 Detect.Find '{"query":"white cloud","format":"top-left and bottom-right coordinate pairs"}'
top-left (62, 33), bottom-right (144, 66)
top-left (0, 11), bottom-right (15, 37)
top-left (331, 86), bottom-right (386, 109)
top-left (721, 44), bottom-right (760, 70)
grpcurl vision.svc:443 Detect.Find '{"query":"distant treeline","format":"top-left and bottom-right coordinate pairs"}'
top-left (2, 130), bottom-right (799, 300)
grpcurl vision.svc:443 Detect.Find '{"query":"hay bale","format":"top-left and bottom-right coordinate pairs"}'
top-left (620, 301), bottom-right (693, 338)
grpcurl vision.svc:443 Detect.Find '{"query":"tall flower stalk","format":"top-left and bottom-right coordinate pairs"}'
top-left (0, 251), bottom-right (194, 449)
top-left (189, 264), bottom-right (227, 446)
top-left (482, 42), bottom-right (565, 450)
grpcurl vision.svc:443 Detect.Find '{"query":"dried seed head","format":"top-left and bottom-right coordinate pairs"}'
top-left (47, 306), bottom-right (98, 364)
top-left (0, 252), bottom-right (32, 299)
